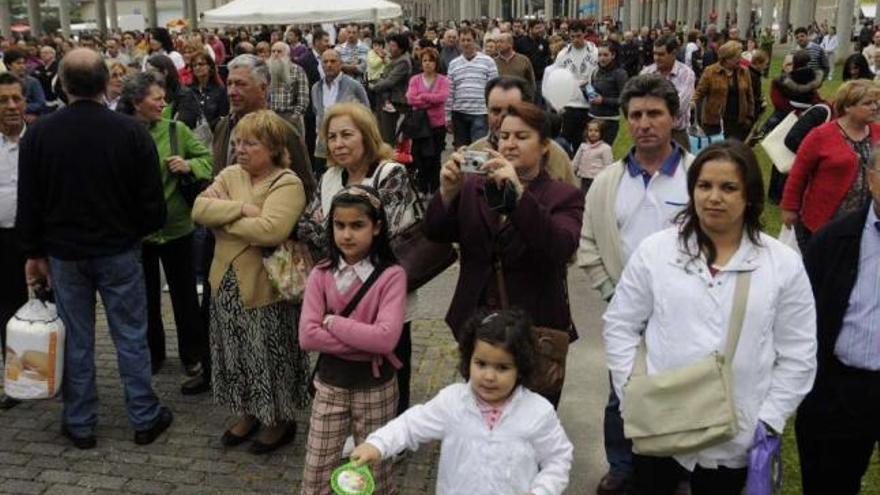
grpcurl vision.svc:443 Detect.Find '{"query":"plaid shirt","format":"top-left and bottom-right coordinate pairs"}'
top-left (269, 62), bottom-right (310, 116)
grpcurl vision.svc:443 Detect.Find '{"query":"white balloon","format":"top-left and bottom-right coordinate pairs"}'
top-left (542, 67), bottom-right (578, 112)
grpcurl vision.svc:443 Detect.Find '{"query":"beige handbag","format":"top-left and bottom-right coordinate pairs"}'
top-left (622, 271), bottom-right (751, 456)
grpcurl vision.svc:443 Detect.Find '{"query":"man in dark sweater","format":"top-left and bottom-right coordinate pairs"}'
top-left (17, 48), bottom-right (173, 450)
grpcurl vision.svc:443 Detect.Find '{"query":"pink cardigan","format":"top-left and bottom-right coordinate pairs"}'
top-left (299, 264), bottom-right (407, 377)
top-left (406, 73), bottom-right (450, 128)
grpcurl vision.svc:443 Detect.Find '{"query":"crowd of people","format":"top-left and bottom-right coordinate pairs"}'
top-left (1, 11), bottom-right (880, 495)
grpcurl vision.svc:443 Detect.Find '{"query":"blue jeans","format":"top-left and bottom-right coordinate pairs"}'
top-left (451, 111), bottom-right (488, 149)
top-left (605, 373), bottom-right (633, 479)
top-left (50, 248), bottom-right (161, 436)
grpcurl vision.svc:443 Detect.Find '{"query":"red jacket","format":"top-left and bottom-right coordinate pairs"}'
top-left (781, 120), bottom-right (880, 232)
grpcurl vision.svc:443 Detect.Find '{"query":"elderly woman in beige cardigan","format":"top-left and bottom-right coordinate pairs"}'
top-left (192, 110), bottom-right (312, 455)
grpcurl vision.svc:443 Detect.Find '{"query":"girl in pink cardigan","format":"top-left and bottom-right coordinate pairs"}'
top-left (298, 185), bottom-right (407, 495)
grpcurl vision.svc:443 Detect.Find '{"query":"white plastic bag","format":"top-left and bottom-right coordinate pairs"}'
top-left (778, 225), bottom-right (801, 256)
top-left (4, 297), bottom-right (65, 400)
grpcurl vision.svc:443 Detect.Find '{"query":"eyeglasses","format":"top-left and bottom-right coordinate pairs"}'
top-left (193, 62), bottom-right (208, 67)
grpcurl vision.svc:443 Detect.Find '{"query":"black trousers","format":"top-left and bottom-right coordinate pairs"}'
top-left (633, 454), bottom-right (745, 495)
top-left (395, 322), bottom-right (412, 416)
top-left (414, 127), bottom-right (446, 194)
top-left (0, 228), bottom-right (28, 351)
top-left (142, 233), bottom-right (207, 369)
top-left (796, 361), bottom-right (880, 495)
top-left (561, 107), bottom-right (591, 151)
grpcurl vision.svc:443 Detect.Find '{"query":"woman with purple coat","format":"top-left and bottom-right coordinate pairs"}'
top-left (424, 102), bottom-right (584, 407)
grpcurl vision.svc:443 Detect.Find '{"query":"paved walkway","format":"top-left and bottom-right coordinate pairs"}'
top-left (0, 265), bottom-right (609, 494)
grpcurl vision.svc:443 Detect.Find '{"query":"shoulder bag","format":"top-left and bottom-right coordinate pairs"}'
top-left (688, 108), bottom-right (725, 154)
top-left (373, 163), bottom-right (457, 291)
top-left (170, 120), bottom-right (211, 207)
top-left (493, 243), bottom-right (570, 399)
top-left (261, 171), bottom-right (315, 303)
top-left (309, 265), bottom-right (388, 396)
top-left (622, 271), bottom-right (751, 456)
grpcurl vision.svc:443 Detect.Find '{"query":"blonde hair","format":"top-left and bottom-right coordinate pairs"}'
top-left (717, 40), bottom-right (743, 61)
top-left (835, 80), bottom-right (880, 116)
top-left (320, 103), bottom-right (394, 168)
top-left (234, 110), bottom-right (292, 169)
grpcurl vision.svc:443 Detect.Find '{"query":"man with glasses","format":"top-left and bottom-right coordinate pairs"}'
top-left (553, 21), bottom-right (599, 150)
top-left (796, 147), bottom-right (880, 495)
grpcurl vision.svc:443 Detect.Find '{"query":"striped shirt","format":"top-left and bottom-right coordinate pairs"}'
top-left (445, 52), bottom-right (499, 119)
top-left (640, 61), bottom-right (696, 131)
top-left (835, 206), bottom-right (880, 370)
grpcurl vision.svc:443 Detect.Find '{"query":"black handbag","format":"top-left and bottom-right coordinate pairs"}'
top-left (399, 108), bottom-right (432, 140)
top-left (169, 120), bottom-right (211, 206)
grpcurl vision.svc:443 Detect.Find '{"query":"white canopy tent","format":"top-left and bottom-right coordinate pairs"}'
top-left (201, 0), bottom-right (403, 26)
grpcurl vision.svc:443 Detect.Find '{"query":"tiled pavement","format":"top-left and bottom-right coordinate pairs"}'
top-left (0, 286), bottom-right (461, 495)
top-left (0, 264), bottom-right (612, 495)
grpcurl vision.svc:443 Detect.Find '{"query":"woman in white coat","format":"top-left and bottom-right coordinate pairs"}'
top-left (603, 141), bottom-right (817, 495)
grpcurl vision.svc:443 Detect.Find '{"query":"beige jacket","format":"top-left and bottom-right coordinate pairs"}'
top-left (192, 166), bottom-right (305, 308)
top-left (576, 152), bottom-right (694, 299)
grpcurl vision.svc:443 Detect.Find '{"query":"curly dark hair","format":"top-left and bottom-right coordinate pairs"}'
top-left (458, 308), bottom-right (535, 386)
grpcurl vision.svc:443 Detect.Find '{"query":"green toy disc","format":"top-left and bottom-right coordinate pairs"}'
top-left (330, 462), bottom-right (375, 495)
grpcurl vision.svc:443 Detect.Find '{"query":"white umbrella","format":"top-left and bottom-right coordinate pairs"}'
top-left (202, 0), bottom-right (402, 26)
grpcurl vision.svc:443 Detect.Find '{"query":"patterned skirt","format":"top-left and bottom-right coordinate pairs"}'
top-left (210, 267), bottom-right (311, 426)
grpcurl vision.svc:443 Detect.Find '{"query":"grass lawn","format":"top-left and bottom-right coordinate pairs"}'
top-left (606, 50), bottom-right (880, 494)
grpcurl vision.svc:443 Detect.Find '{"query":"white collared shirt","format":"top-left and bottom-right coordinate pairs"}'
top-left (314, 49), bottom-right (325, 79)
top-left (322, 75), bottom-right (341, 110)
top-left (333, 258), bottom-right (375, 294)
top-left (0, 127), bottom-right (25, 228)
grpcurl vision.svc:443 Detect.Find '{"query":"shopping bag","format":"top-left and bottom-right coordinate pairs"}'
top-left (777, 225), bottom-right (801, 256)
top-left (745, 422), bottom-right (783, 495)
top-left (4, 288), bottom-right (65, 400)
top-left (760, 111), bottom-right (798, 173)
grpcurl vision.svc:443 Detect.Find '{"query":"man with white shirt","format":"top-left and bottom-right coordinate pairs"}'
top-left (553, 21), bottom-right (599, 150)
top-left (311, 49), bottom-right (369, 175)
top-left (0, 72), bottom-right (26, 410)
top-left (576, 74), bottom-right (694, 495)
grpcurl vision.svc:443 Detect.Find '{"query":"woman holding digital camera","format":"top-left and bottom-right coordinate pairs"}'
top-left (424, 101), bottom-right (584, 407)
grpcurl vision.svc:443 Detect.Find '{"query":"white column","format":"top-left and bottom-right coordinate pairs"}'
top-left (667, 0), bottom-right (675, 23)
top-left (0, 0), bottom-right (10, 37)
top-left (108, 0), bottom-right (118, 30)
top-left (677, 0), bottom-right (686, 28)
top-left (146, 0), bottom-right (158, 28)
top-left (836, 0), bottom-right (854, 62)
top-left (780, 0), bottom-right (791, 41)
top-left (688, 0), bottom-right (699, 29)
top-left (26, 0), bottom-right (41, 36)
top-left (760, 0), bottom-right (772, 30)
top-left (736, 0), bottom-right (749, 34)
top-left (630, 0), bottom-right (640, 29)
top-left (190, 0), bottom-right (199, 28)
top-left (459, 0), bottom-right (467, 21)
top-left (96, 0), bottom-right (107, 35)
top-left (544, 0), bottom-right (552, 19)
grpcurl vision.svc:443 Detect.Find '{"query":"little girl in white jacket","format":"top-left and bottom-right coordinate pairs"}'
top-left (351, 309), bottom-right (573, 495)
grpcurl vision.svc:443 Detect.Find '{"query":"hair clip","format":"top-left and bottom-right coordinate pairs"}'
top-left (339, 186), bottom-right (382, 210)
top-left (481, 312), bottom-right (499, 325)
